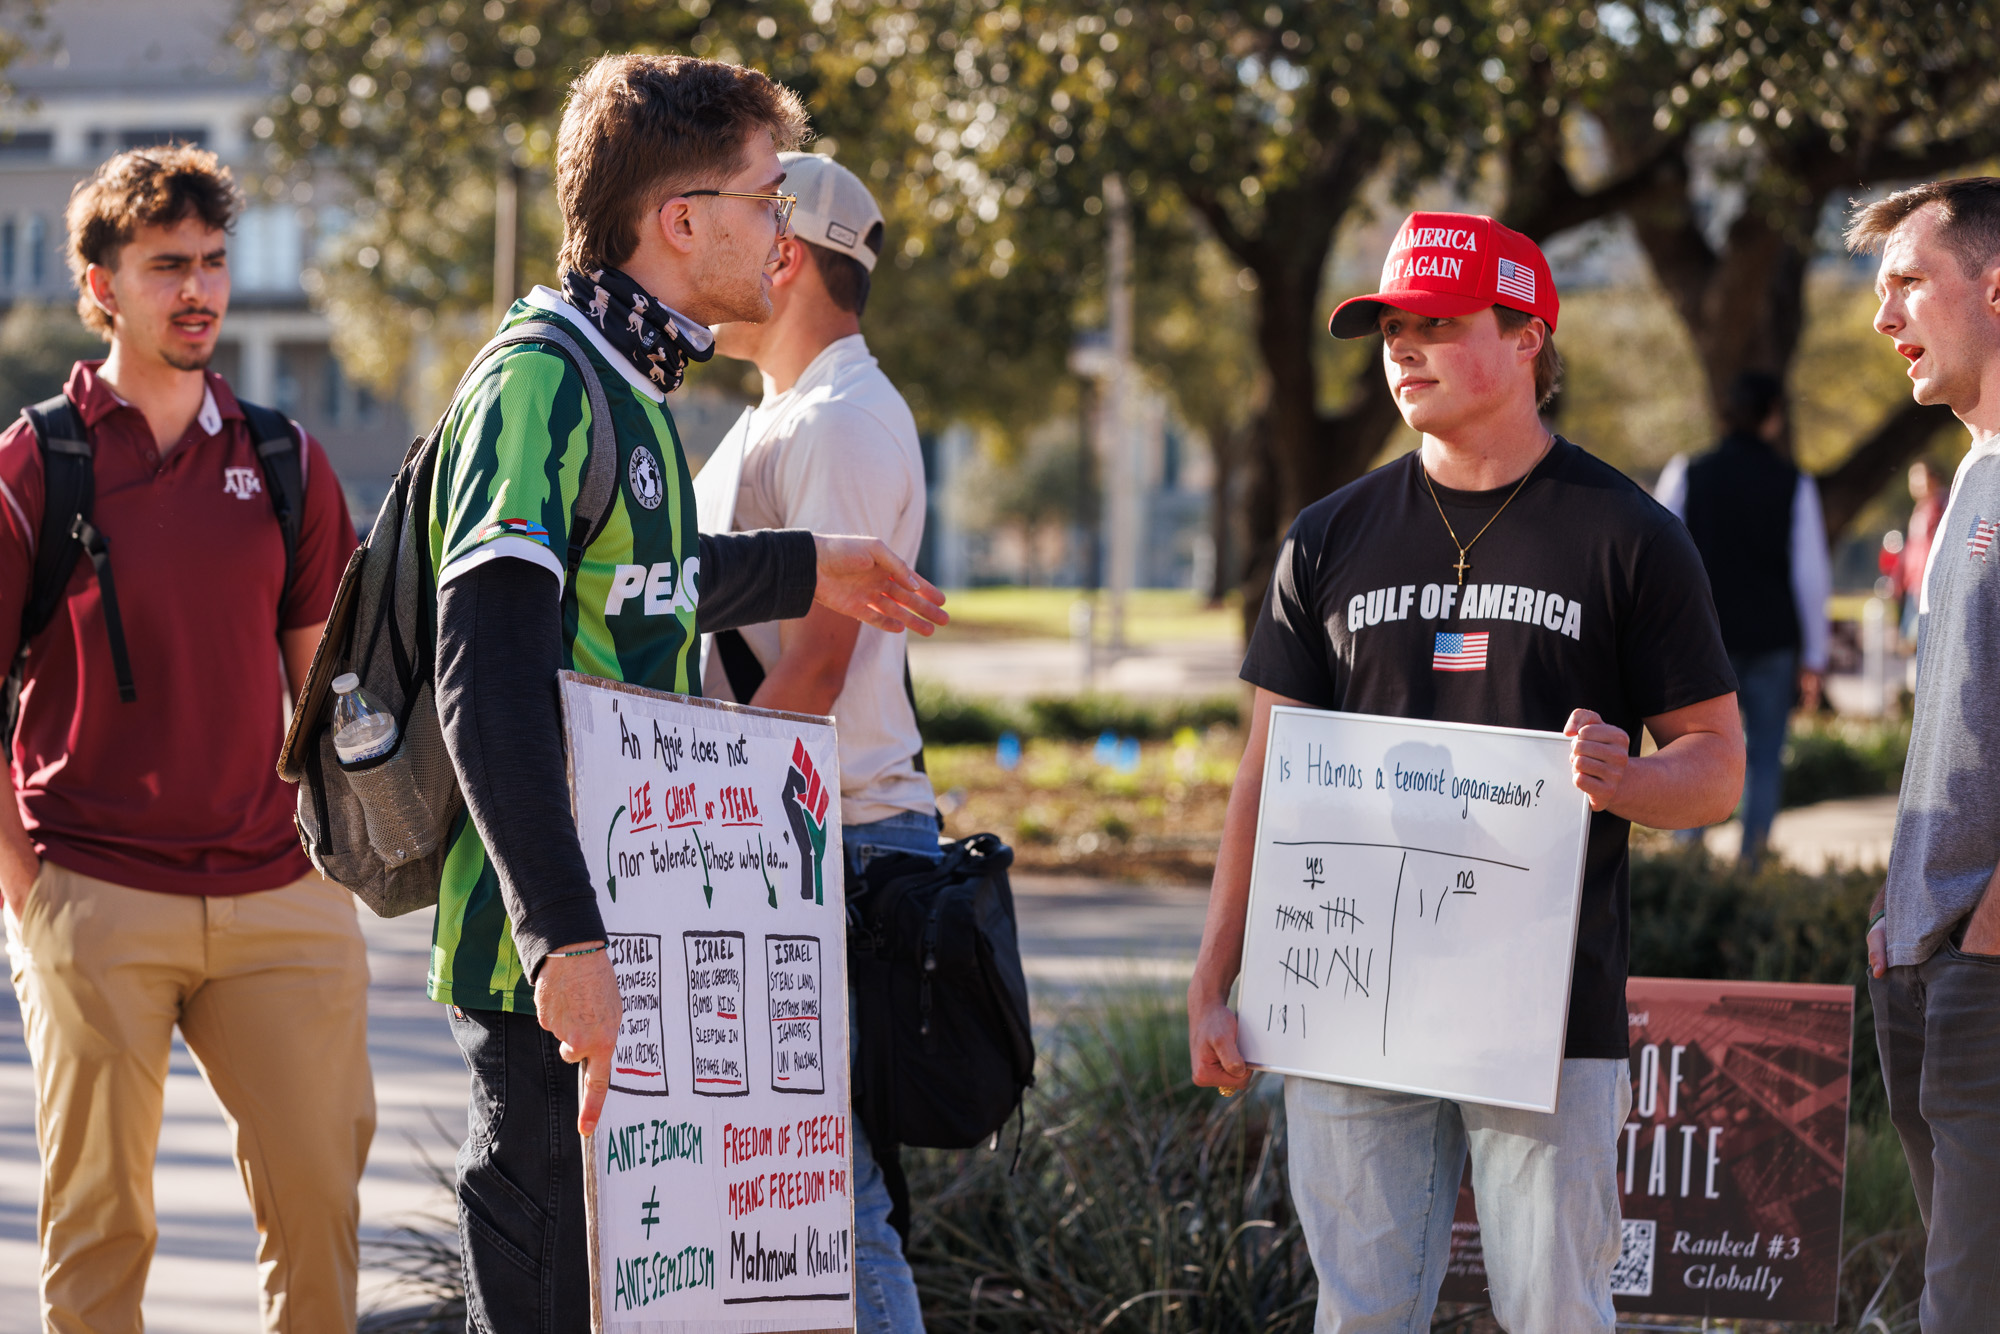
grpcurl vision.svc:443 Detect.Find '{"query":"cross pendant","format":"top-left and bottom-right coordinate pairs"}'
top-left (1452, 551), bottom-right (1471, 586)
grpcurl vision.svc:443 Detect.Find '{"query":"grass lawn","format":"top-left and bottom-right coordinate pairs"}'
top-left (929, 586), bottom-right (1241, 643)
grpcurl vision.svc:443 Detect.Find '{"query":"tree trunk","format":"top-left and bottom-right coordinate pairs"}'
top-left (1206, 415), bottom-right (1244, 604)
top-left (1816, 399), bottom-right (1962, 539)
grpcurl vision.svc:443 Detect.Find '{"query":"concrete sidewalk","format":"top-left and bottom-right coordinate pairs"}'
top-left (909, 636), bottom-right (1244, 700)
top-left (1697, 793), bottom-right (1898, 873)
top-left (0, 874), bottom-right (1213, 1332)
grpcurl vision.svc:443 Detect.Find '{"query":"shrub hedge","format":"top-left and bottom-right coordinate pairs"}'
top-left (915, 683), bottom-right (1241, 745)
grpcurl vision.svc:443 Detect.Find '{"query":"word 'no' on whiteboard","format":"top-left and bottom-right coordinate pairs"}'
top-left (560, 671), bottom-right (856, 1334)
top-left (1238, 707), bottom-right (1592, 1113)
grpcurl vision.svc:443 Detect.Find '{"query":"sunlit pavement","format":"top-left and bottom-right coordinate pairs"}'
top-left (1695, 793), bottom-right (1898, 874)
top-left (910, 636), bottom-right (1245, 700)
top-left (0, 872), bottom-right (1213, 1332)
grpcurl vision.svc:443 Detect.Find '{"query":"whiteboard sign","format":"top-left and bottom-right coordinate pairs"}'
top-left (560, 672), bottom-right (854, 1334)
top-left (1238, 707), bottom-right (1592, 1112)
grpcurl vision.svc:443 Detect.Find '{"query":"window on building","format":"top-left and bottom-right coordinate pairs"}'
top-left (86, 126), bottom-right (210, 154)
top-left (0, 130), bottom-right (53, 160)
top-left (24, 215), bottom-right (46, 290)
top-left (232, 207), bottom-right (303, 294)
top-left (1, 216), bottom-right (14, 289)
top-left (322, 351), bottom-right (344, 422)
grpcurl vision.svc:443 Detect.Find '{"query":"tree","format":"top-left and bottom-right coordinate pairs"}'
top-left (1489, 0), bottom-right (2000, 534)
top-left (918, 0), bottom-right (1510, 611)
top-left (0, 0), bottom-right (49, 97)
top-left (246, 0), bottom-right (1089, 437)
top-left (0, 301), bottom-right (100, 413)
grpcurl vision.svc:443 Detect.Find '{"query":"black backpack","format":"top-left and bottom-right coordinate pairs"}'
top-left (847, 832), bottom-right (1036, 1240)
top-left (4, 392), bottom-right (303, 736)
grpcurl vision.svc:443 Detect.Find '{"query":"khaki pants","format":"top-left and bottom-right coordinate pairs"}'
top-left (5, 862), bottom-right (375, 1334)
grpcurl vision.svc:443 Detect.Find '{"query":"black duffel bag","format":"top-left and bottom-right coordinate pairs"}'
top-left (847, 831), bottom-right (1035, 1241)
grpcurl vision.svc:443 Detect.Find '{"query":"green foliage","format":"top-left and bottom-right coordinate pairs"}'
top-left (913, 684), bottom-right (1240, 745)
top-left (0, 0), bottom-right (50, 95)
top-left (1023, 693), bottom-right (1239, 741)
top-left (1629, 846), bottom-right (1882, 1118)
top-left (0, 302), bottom-right (102, 417)
top-left (1783, 716), bottom-right (1910, 810)
top-left (914, 683), bottom-right (1020, 745)
top-left (906, 990), bottom-right (1315, 1333)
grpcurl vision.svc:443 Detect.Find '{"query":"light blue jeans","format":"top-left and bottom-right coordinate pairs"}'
top-left (1284, 1059), bottom-right (1632, 1333)
top-left (845, 810), bottom-right (941, 1333)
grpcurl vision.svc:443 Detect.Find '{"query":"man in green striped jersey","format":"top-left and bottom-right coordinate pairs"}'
top-left (425, 54), bottom-right (946, 1330)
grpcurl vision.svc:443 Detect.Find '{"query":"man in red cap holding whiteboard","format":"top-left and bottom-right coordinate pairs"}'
top-left (1187, 213), bottom-right (1745, 1331)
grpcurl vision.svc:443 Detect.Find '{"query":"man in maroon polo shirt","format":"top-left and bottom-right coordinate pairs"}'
top-left (0, 146), bottom-right (370, 1334)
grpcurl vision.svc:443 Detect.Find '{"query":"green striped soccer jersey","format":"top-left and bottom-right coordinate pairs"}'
top-left (424, 296), bottom-right (701, 1012)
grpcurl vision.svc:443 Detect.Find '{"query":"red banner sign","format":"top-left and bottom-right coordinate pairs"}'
top-left (1439, 977), bottom-right (1854, 1323)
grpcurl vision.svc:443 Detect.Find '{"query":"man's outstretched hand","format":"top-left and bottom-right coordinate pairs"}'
top-left (535, 944), bottom-right (621, 1135)
top-left (813, 535), bottom-right (948, 636)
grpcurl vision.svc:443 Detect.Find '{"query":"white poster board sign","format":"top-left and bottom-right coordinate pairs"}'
top-left (559, 672), bottom-right (854, 1334)
top-left (1238, 707), bottom-right (1592, 1112)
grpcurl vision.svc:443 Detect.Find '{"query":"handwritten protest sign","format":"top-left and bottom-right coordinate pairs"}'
top-left (1237, 707), bottom-right (1592, 1112)
top-left (559, 672), bottom-right (854, 1333)
top-left (1442, 978), bottom-right (1854, 1322)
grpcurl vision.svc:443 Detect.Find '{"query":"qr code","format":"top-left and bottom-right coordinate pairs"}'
top-left (1610, 1219), bottom-right (1656, 1297)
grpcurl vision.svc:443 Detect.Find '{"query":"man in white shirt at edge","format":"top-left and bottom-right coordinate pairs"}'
top-left (697, 151), bottom-right (934, 1334)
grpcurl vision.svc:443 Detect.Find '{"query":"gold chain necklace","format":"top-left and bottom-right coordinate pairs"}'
top-left (1420, 438), bottom-right (1553, 586)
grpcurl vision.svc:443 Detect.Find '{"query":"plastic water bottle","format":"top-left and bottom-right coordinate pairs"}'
top-left (331, 673), bottom-right (398, 765)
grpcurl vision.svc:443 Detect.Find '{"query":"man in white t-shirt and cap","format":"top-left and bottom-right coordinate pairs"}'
top-left (695, 150), bottom-right (933, 1334)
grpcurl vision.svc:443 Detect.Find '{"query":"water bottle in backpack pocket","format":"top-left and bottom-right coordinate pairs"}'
top-left (330, 673), bottom-right (445, 867)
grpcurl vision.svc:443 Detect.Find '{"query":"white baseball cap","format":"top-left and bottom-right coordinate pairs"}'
top-left (779, 151), bottom-right (885, 272)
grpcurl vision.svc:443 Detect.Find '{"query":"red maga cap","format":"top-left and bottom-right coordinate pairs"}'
top-left (1329, 211), bottom-right (1559, 339)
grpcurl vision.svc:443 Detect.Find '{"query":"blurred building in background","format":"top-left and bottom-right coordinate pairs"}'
top-left (0, 0), bottom-right (415, 524)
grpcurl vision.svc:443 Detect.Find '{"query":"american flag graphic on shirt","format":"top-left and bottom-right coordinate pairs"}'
top-left (1969, 515), bottom-right (1998, 562)
top-left (1495, 257), bottom-right (1537, 305)
top-left (1433, 631), bottom-right (1490, 672)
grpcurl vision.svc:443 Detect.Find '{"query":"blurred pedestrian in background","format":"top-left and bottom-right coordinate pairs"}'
top-left (1891, 459), bottom-right (1950, 648)
top-left (1656, 371), bottom-right (1832, 869)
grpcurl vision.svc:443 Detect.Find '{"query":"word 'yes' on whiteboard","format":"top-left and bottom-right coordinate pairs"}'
top-left (1237, 707), bottom-right (1591, 1113)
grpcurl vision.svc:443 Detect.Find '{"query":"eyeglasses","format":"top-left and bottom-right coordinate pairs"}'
top-left (679, 189), bottom-right (798, 237)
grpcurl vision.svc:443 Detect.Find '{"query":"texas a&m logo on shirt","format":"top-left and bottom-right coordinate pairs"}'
top-left (222, 466), bottom-right (262, 499)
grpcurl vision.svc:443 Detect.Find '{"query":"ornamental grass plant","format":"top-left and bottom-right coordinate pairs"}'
top-left (904, 989), bottom-right (1316, 1333)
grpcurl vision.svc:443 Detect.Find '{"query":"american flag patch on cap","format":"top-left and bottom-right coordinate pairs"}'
top-left (1433, 631), bottom-right (1489, 672)
top-left (1495, 257), bottom-right (1536, 305)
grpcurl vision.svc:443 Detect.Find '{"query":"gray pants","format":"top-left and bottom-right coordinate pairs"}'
top-left (1284, 1060), bottom-right (1631, 1333)
top-left (1871, 945), bottom-right (2000, 1332)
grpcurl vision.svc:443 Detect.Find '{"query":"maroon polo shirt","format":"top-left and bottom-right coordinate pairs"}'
top-left (0, 361), bottom-right (355, 896)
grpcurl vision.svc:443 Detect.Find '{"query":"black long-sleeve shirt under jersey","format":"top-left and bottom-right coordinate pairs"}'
top-left (436, 529), bottom-right (816, 981)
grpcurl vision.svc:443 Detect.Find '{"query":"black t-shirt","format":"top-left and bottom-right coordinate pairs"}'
top-left (1241, 439), bottom-right (1736, 1059)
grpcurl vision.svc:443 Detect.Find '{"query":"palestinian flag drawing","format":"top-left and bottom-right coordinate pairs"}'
top-left (782, 739), bottom-right (831, 905)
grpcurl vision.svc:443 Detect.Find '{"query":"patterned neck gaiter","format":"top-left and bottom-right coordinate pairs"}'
top-left (559, 265), bottom-right (715, 393)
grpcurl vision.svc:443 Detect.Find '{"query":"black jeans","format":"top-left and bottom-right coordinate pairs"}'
top-left (1871, 944), bottom-right (2000, 1332)
top-left (449, 1004), bottom-right (591, 1334)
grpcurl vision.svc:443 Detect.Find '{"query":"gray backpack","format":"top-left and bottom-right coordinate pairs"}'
top-left (278, 321), bottom-right (617, 916)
